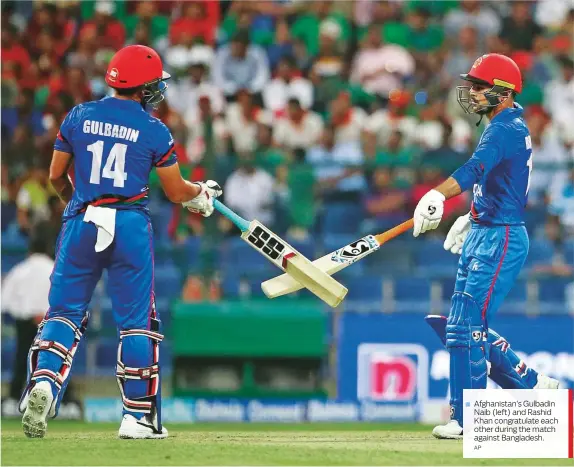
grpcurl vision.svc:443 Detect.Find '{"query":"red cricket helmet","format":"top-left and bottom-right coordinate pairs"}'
top-left (457, 54), bottom-right (522, 118)
top-left (105, 45), bottom-right (170, 107)
top-left (106, 45), bottom-right (170, 89)
top-left (461, 53), bottom-right (522, 94)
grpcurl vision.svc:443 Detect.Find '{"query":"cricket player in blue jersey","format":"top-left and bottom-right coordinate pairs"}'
top-left (412, 54), bottom-right (558, 439)
top-left (19, 45), bottom-right (223, 439)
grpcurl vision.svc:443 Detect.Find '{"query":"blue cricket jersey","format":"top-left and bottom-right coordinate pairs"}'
top-left (54, 97), bottom-right (177, 220)
top-left (452, 104), bottom-right (532, 226)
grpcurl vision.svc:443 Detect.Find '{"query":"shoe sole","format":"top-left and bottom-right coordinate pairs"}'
top-left (22, 387), bottom-right (52, 438)
top-left (432, 431), bottom-right (463, 440)
top-left (118, 431), bottom-right (168, 440)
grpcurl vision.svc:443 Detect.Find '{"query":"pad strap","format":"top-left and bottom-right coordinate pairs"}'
top-left (21, 313), bottom-right (89, 417)
top-left (116, 327), bottom-right (164, 414)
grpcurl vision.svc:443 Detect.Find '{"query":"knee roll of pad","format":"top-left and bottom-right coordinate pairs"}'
top-left (19, 313), bottom-right (89, 418)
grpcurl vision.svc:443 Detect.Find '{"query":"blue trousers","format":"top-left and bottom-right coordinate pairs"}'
top-left (49, 210), bottom-right (155, 329)
top-left (448, 224), bottom-right (529, 426)
top-left (23, 209), bottom-right (163, 427)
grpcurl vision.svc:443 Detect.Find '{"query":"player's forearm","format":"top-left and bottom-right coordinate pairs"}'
top-left (173, 180), bottom-right (202, 203)
top-left (51, 176), bottom-right (74, 203)
top-left (434, 176), bottom-right (462, 200)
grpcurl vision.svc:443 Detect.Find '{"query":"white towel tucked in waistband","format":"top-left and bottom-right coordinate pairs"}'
top-left (83, 205), bottom-right (117, 252)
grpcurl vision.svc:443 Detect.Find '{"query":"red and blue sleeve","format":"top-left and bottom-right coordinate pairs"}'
top-left (153, 122), bottom-right (178, 168)
top-left (451, 124), bottom-right (504, 192)
top-left (53, 107), bottom-right (79, 154)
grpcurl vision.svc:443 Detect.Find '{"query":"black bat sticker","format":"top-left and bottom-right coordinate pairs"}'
top-left (247, 225), bottom-right (285, 260)
top-left (339, 239), bottom-right (372, 259)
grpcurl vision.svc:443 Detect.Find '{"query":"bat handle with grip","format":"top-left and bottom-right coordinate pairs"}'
top-left (213, 199), bottom-right (250, 232)
top-left (374, 219), bottom-right (414, 245)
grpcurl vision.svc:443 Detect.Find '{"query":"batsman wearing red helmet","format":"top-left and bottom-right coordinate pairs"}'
top-left (412, 53), bottom-right (558, 439)
top-left (19, 45), bottom-right (223, 440)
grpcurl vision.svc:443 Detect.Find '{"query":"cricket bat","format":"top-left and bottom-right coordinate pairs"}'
top-left (261, 219), bottom-right (414, 298)
top-left (214, 200), bottom-right (348, 308)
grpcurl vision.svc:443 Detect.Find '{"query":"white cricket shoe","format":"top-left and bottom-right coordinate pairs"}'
top-left (118, 414), bottom-right (168, 439)
top-left (534, 374), bottom-right (560, 389)
top-left (22, 381), bottom-right (53, 438)
top-left (432, 420), bottom-right (463, 439)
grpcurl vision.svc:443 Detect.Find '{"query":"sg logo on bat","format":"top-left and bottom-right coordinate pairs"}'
top-left (332, 236), bottom-right (379, 264)
top-left (246, 225), bottom-right (286, 260)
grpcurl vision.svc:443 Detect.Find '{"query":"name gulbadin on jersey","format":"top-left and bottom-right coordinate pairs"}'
top-left (82, 120), bottom-right (140, 143)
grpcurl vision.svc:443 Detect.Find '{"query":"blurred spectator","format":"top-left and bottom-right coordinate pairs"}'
top-left (292, 38), bottom-right (313, 74)
top-left (255, 123), bottom-right (287, 175)
top-left (165, 36), bottom-right (215, 77)
top-left (170, 1), bottom-right (218, 46)
top-left (124, 1), bottom-right (169, 46)
top-left (498, 1), bottom-right (543, 53)
top-left (329, 91), bottom-right (367, 145)
top-left (224, 153), bottom-right (275, 225)
top-left (48, 66), bottom-right (93, 106)
top-left (364, 90), bottom-right (418, 151)
top-left (1, 23), bottom-right (30, 82)
top-left (225, 90), bottom-right (268, 154)
top-left (350, 24), bottom-right (414, 99)
top-left (16, 162), bottom-right (53, 234)
top-left (79, 1), bottom-right (126, 51)
top-left (443, 0), bottom-right (500, 43)
top-left (4, 124), bottom-right (36, 182)
top-left (544, 56), bottom-right (574, 131)
top-left (267, 20), bottom-right (294, 70)
top-left (286, 149), bottom-right (316, 235)
top-left (526, 107), bottom-right (570, 205)
top-left (154, 99), bottom-right (187, 147)
top-left (310, 19), bottom-right (345, 79)
top-left (290, 1), bottom-right (350, 57)
top-left (67, 29), bottom-right (100, 80)
top-left (443, 26), bottom-right (483, 85)
top-left (185, 95), bottom-right (227, 163)
top-left (363, 167), bottom-right (410, 230)
top-left (532, 215), bottom-right (573, 277)
top-left (548, 165), bottom-right (574, 236)
top-left (273, 98), bottom-right (323, 151)
top-left (307, 125), bottom-right (367, 202)
top-left (212, 30), bottom-right (270, 98)
top-left (405, 7), bottom-right (444, 53)
top-left (1, 234), bottom-right (53, 407)
top-left (167, 47), bottom-right (224, 119)
top-left (1, 89), bottom-right (45, 138)
top-left (419, 122), bottom-right (468, 178)
top-left (535, 0), bottom-right (574, 29)
top-left (263, 56), bottom-right (313, 114)
top-left (418, 100), bottom-right (471, 152)
top-left (373, 130), bottom-right (418, 188)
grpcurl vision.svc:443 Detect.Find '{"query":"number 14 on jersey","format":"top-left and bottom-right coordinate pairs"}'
top-left (88, 140), bottom-right (128, 188)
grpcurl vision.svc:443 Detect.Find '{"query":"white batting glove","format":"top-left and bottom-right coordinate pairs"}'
top-left (413, 189), bottom-right (445, 237)
top-left (182, 180), bottom-right (223, 217)
top-left (444, 212), bottom-right (471, 254)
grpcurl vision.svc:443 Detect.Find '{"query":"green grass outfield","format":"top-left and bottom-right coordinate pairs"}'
top-left (1, 419), bottom-right (570, 466)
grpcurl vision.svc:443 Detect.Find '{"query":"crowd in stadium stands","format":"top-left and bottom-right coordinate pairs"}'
top-left (1, 0), bottom-right (573, 291)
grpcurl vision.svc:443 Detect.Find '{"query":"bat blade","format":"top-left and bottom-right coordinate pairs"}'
top-left (262, 235), bottom-right (380, 298)
top-left (241, 220), bottom-right (347, 307)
